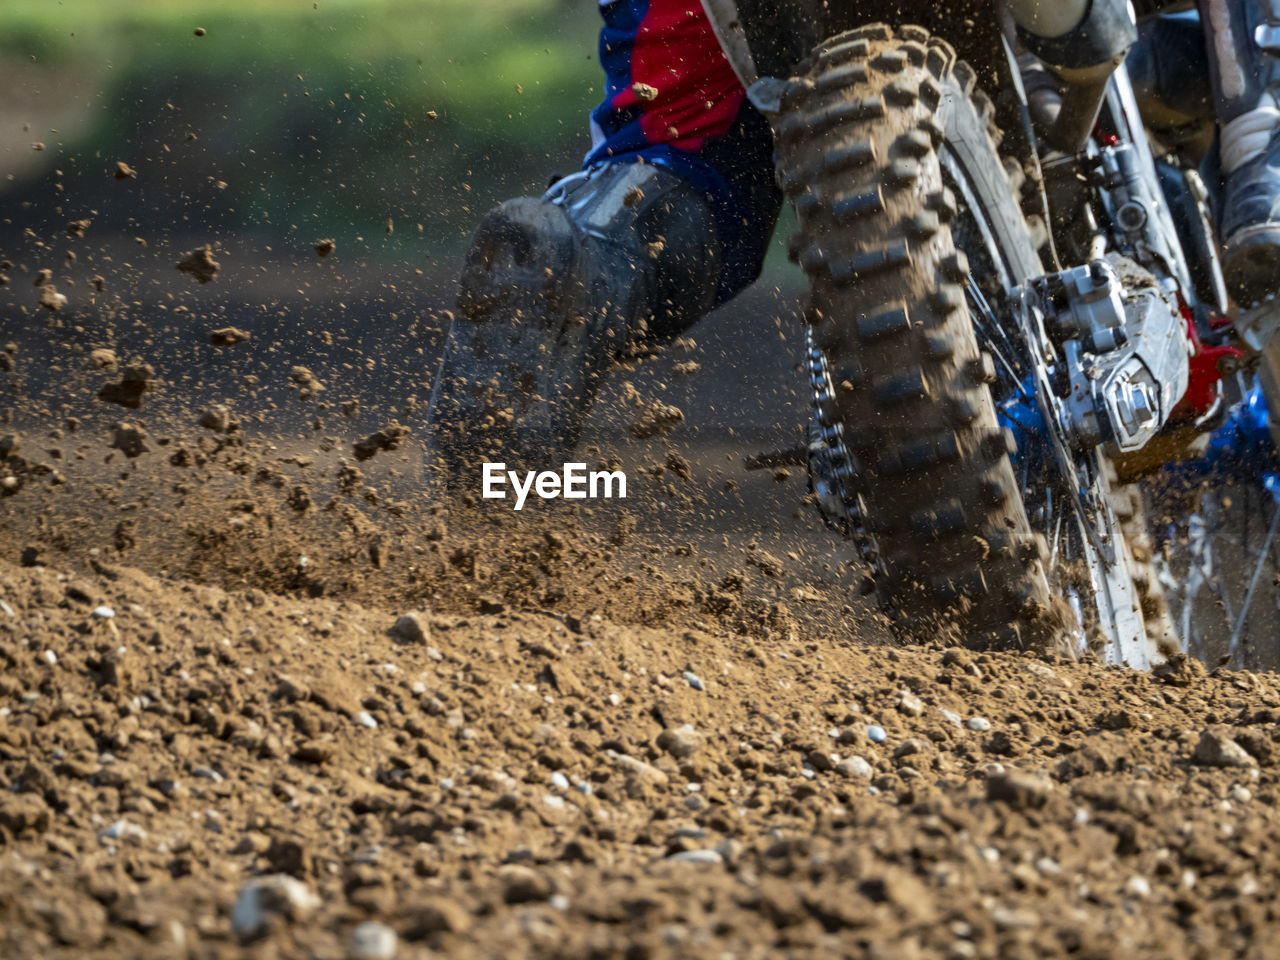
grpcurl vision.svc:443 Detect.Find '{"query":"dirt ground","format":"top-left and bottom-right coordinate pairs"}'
top-left (3, 279), bottom-right (1280, 960)
top-left (3, 130), bottom-right (1280, 959)
top-left (4, 541), bottom-right (1280, 960)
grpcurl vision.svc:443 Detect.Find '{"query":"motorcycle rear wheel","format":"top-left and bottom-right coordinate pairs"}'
top-left (778, 23), bottom-right (1066, 650)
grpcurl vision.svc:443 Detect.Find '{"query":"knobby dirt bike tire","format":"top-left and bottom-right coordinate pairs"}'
top-left (776, 24), bottom-right (1064, 650)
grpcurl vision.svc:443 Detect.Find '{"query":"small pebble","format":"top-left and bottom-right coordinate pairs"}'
top-left (657, 724), bottom-right (703, 759)
top-left (549, 771), bottom-right (570, 791)
top-left (193, 766), bottom-right (224, 783)
top-left (892, 739), bottom-right (926, 759)
top-left (41, 650), bottom-right (57, 666)
top-left (348, 921), bottom-right (397, 960)
top-left (683, 671), bottom-right (704, 691)
top-left (667, 848), bottom-right (722, 864)
top-left (543, 794), bottom-right (565, 809)
top-left (91, 605), bottom-right (115, 619)
top-left (388, 613), bottom-right (428, 644)
top-left (895, 689), bottom-right (924, 716)
top-left (835, 756), bottom-right (873, 779)
top-left (101, 819), bottom-right (147, 842)
top-left (866, 725), bottom-right (887, 743)
top-left (966, 717), bottom-right (991, 732)
top-left (1230, 784), bottom-right (1253, 803)
top-left (355, 711), bottom-right (378, 729)
top-left (231, 875), bottom-right (320, 939)
top-left (1193, 728), bottom-right (1257, 768)
top-left (1125, 876), bottom-right (1151, 898)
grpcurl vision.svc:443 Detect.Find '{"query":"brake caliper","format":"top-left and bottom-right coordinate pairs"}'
top-left (1021, 257), bottom-right (1192, 456)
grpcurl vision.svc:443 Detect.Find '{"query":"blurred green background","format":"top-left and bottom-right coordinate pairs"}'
top-left (0, 0), bottom-right (603, 265)
top-left (0, 0), bottom-right (797, 280)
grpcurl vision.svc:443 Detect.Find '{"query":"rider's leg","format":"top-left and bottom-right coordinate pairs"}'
top-left (427, 0), bottom-right (783, 472)
top-left (1126, 13), bottom-right (1215, 131)
top-left (428, 161), bottom-right (714, 469)
top-left (428, 105), bottom-right (782, 470)
top-left (1200, 0), bottom-right (1280, 305)
top-left (456, 159), bottom-right (722, 357)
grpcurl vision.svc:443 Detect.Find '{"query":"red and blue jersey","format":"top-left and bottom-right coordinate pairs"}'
top-left (584, 0), bottom-right (780, 304)
top-left (587, 0), bottom-right (745, 160)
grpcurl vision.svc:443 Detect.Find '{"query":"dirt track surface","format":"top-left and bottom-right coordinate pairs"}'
top-left (3, 124), bottom-right (1280, 960)
top-left (2, 550), bottom-right (1280, 959)
top-left (3, 253), bottom-right (1280, 960)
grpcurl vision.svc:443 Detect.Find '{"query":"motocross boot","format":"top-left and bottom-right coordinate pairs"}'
top-left (1201, 0), bottom-right (1280, 305)
top-left (426, 161), bottom-right (722, 477)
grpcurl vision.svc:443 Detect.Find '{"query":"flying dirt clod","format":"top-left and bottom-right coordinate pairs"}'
top-left (176, 245), bottom-right (220, 284)
top-left (97, 362), bottom-right (156, 409)
top-left (209, 326), bottom-right (251, 346)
